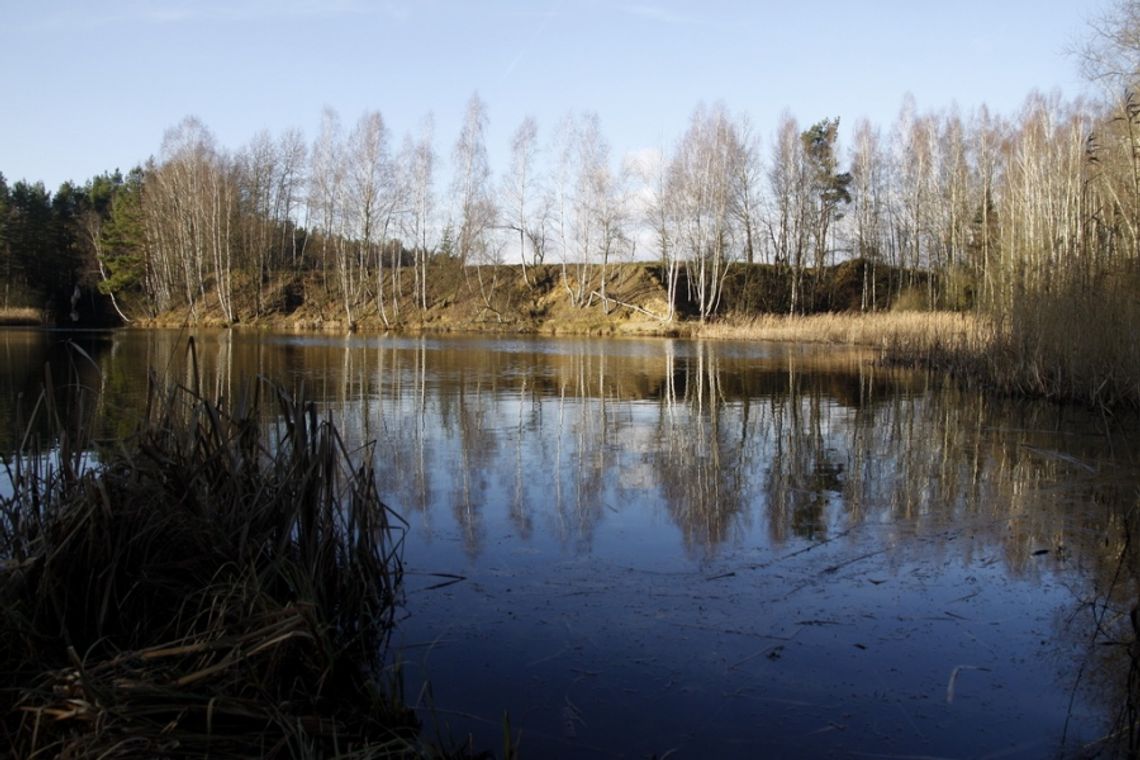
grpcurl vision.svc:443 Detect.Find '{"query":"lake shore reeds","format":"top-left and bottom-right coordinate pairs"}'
top-left (696, 310), bottom-right (989, 351)
top-left (699, 304), bottom-right (1140, 410)
top-left (0, 344), bottom-right (419, 757)
top-left (0, 307), bottom-right (44, 326)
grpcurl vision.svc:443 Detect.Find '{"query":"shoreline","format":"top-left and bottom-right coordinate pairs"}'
top-left (7, 305), bottom-right (1136, 410)
top-left (129, 308), bottom-right (983, 348)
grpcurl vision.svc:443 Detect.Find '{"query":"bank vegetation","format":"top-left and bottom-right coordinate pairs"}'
top-left (0, 357), bottom-right (429, 757)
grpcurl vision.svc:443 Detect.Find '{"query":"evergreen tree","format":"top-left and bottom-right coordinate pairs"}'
top-left (801, 118), bottom-right (853, 268)
top-left (97, 169), bottom-right (148, 316)
top-left (800, 118), bottom-right (853, 307)
top-left (6, 180), bottom-right (53, 305)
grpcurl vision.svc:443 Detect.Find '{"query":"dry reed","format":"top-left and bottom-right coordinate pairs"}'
top-left (982, 270), bottom-right (1140, 409)
top-left (702, 305), bottom-right (1140, 409)
top-left (0, 340), bottom-right (419, 758)
top-left (0, 307), bottom-right (44, 326)
top-left (699, 311), bottom-right (991, 353)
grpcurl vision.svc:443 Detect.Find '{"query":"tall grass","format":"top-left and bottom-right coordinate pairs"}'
top-left (0, 306), bottom-right (44, 326)
top-left (704, 296), bottom-right (1140, 410)
top-left (980, 265), bottom-right (1140, 410)
top-left (0, 341), bottom-right (417, 757)
top-left (700, 311), bottom-right (991, 352)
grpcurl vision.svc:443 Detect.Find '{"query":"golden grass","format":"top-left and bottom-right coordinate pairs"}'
top-left (699, 311), bottom-right (994, 353)
top-left (0, 306), bottom-right (44, 326)
top-left (700, 307), bottom-right (1140, 409)
top-left (984, 272), bottom-right (1140, 409)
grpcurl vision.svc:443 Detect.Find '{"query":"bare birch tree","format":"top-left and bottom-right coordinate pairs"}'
top-left (274, 128), bottom-right (308, 271)
top-left (308, 108), bottom-right (352, 322)
top-left (765, 112), bottom-right (811, 313)
top-left (967, 105), bottom-right (1004, 305)
top-left (849, 118), bottom-right (888, 310)
top-left (1077, 0), bottom-right (1140, 92)
top-left (730, 115), bottom-right (765, 265)
top-left (236, 129), bottom-right (277, 316)
top-left (451, 93), bottom-right (495, 268)
top-left (891, 97), bottom-right (937, 294)
top-left (145, 116), bottom-right (235, 322)
top-left (636, 146), bottom-right (682, 320)
top-left (400, 114), bottom-right (436, 311)
top-left (665, 103), bottom-right (746, 321)
top-left (502, 115), bottom-right (540, 285)
top-left (346, 110), bottom-right (398, 325)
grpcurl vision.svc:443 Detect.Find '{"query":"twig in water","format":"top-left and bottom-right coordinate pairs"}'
top-left (946, 665), bottom-right (990, 704)
top-left (822, 548), bottom-right (888, 574)
top-left (705, 571), bottom-right (736, 581)
top-left (413, 572), bottom-right (468, 591)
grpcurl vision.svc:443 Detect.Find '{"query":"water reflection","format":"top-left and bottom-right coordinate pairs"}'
top-left (2, 327), bottom-right (1134, 577)
top-left (3, 327), bottom-right (1140, 755)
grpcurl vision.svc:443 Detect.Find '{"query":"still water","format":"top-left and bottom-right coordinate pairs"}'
top-left (3, 327), bottom-right (1139, 758)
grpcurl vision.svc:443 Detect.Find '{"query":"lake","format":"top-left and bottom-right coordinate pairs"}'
top-left (2, 327), bottom-right (1138, 758)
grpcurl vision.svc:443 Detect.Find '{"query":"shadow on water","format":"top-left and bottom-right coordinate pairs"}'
top-left (3, 327), bottom-right (1140, 756)
top-left (0, 330), bottom-right (111, 456)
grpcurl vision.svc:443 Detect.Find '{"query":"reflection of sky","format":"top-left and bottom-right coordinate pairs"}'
top-left (0, 448), bottom-right (99, 502)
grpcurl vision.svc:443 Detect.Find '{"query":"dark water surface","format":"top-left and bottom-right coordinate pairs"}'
top-left (4, 327), bottom-right (1140, 758)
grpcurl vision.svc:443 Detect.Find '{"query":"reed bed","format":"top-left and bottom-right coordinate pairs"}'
top-left (982, 274), bottom-right (1140, 410)
top-left (0, 344), bottom-right (418, 758)
top-left (700, 311), bottom-right (991, 353)
top-left (0, 306), bottom-right (44, 326)
top-left (703, 306), bottom-right (1140, 409)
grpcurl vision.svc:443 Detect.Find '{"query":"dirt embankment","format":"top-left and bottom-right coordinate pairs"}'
top-left (137, 259), bottom-right (905, 337)
top-left (141, 263), bottom-right (679, 335)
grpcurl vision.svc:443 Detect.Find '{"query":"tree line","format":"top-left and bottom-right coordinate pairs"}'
top-left (2, 10), bottom-right (1138, 335)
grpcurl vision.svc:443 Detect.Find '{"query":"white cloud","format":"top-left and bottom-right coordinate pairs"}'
top-left (623, 146), bottom-right (664, 179)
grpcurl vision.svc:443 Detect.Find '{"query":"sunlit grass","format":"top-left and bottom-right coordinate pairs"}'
top-left (0, 307), bottom-right (44, 326)
top-left (700, 306), bottom-right (1140, 409)
top-left (699, 310), bottom-right (991, 351)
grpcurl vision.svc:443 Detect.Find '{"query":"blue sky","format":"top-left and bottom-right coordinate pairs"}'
top-left (1, 0), bottom-right (1105, 192)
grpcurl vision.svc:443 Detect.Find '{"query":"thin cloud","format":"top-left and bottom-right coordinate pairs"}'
top-left (624, 146), bottom-right (664, 177)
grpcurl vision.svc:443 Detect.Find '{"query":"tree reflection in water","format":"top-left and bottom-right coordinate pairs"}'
top-left (3, 328), bottom-right (1140, 756)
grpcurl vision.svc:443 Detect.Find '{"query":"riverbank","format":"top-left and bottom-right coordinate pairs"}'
top-left (28, 258), bottom-right (1138, 409)
top-left (134, 303), bottom-right (1138, 410)
top-left (130, 261), bottom-right (895, 336)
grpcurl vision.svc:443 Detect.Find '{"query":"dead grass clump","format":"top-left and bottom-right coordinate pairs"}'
top-left (699, 310), bottom-right (988, 352)
top-left (0, 306), bottom-right (44, 326)
top-left (0, 342), bottom-right (416, 757)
